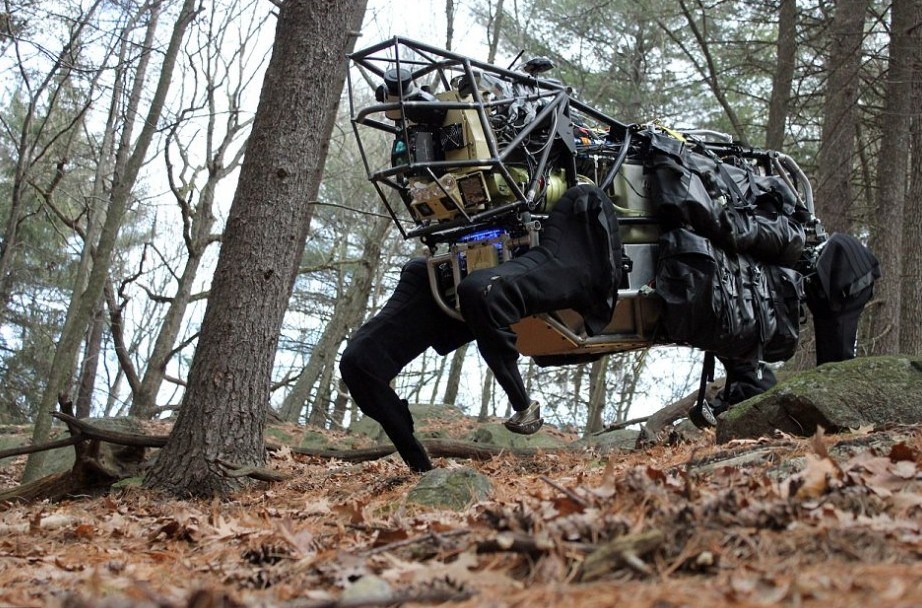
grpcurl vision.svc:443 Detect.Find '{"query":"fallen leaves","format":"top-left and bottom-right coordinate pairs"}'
top-left (0, 424), bottom-right (920, 607)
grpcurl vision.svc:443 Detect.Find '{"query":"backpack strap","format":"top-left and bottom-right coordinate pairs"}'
top-left (688, 351), bottom-right (719, 428)
top-left (696, 351), bottom-right (716, 410)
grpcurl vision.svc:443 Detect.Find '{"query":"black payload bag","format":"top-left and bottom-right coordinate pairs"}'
top-left (762, 264), bottom-right (805, 362)
top-left (647, 133), bottom-right (730, 246)
top-left (717, 166), bottom-right (807, 266)
top-left (655, 227), bottom-right (777, 361)
top-left (646, 132), bottom-right (807, 266)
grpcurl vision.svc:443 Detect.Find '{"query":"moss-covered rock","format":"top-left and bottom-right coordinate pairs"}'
top-left (266, 426), bottom-right (297, 444)
top-left (297, 429), bottom-right (332, 450)
top-left (468, 423), bottom-right (568, 449)
top-left (0, 417), bottom-right (150, 477)
top-left (350, 404), bottom-right (466, 443)
top-left (406, 466), bottom-right (493, 510)
top-left (717, 356), bottom-right (922, 443)
top-left (573, 429), bottom-right (640, 450)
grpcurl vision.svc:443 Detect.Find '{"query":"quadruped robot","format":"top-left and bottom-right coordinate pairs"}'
top-left (346, 37), bottom-right (824, 365)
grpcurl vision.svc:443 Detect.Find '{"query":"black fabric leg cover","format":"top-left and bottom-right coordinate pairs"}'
top-left (809, 290), bottom-right (870, 365)
top-left (457, 185), bottom-right (622, 411)
top-left (805, 233), bottom-right (880, 366)
top-left (718, 356), bottom-right (777, 409)
top-left (340, 258), bottom-right (472, 471)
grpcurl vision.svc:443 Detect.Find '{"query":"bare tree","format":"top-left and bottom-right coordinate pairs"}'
top-left (282, 215), bottom-right (391, 423)
top-left (478, 368), bottom-right (494, 421)
top-left (900, 3), bottom-right (922, 355)
top-left (766, 0), bottom-right (797, 150)
top-left (442, 343), bottom-right (470, 406)
top-left (122, 0), bottom-right (267, 419)
top-left (659, 0), bottom-right (748, 142)
top-left (814, 0), bottom-right (869, 235)
top-left (613, 350), bottom-right (647, 423)
top-left (22, 0), bottom-right (198, 482)
top-left (584, 356), bottom-right (608, 434)
top-left (145, 0), bottom-right (368, 497)
top-left (445, 0), bottom-right (455, 51)
top-left (486, 0), bottom-right (504, 63)
top-left (868, 0), bottom-right (915, 354)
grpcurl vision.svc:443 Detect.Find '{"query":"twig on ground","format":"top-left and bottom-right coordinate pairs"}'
top-left (214, 459), bottom-right (291, 482)
top-left (539, 475), bottom-right (589, 507)
top-left (361, 528), bottom-right (471, 557)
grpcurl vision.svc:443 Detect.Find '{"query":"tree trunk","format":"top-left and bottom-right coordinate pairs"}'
top-left (428, 356), bottom-right (448, 404)
top-left (765, 0), bottom-right (796, 150)
top-left (74, 297), bottom-right (106, 419)
top-left (584, 356), bottom-right (608, 435)
top-left (615, 351), bottom-right (647, 422)
top-left (307, 357), bottom-right (337, 428)
top-left (442, 343), bottom-right (469, 405)
top-left (486, 0), bottom-right (504, 64)
top-left (867, 0), bottom-right (914, 354)
top-left (445, 0), bottom-right (455, 51)
top-left (331, 377), bottom-right (350, 430)
top-left (900, 7), bottom-right (922, 356)
top-left (814, 0), bottom-right (868, 235)
top-left (22, 0), bottom-right (192, 483)
top-left (572, 363), bottom-right (585, 417)
top-left (408, 352), bottom-right (434, 403)
top-left (478, 368), bottom-right (494, 422)
top-left (145, 0), bottom-right (367, 497)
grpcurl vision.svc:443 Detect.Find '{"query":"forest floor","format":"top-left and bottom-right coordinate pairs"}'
top-left (0, 415), bottom-right (920, 608)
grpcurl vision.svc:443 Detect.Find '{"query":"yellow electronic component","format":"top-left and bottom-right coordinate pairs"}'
top-left (438, 91), bottom-right (491, 164)
top-left (465, 242), bottom-right (499, 271)
top-left (408, 171), bottom-right (492, 222)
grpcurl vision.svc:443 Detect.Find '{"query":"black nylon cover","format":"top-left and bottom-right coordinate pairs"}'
top-left (645, 132), bottom-right (806, 265)
top-left (808, 232), bottom-right (881, 312)
top-left (656, 227), bottom-right (776, 361)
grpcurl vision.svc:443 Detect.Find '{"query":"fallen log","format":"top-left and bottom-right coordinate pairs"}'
top-left (635, 379), bottom-right (726, 447)
top-left (51, 412), bottom-right (167, 447)
top-left (0, 434), bottom-right (85, 460)
top-left (0, 406), bottom-right (147, 505)
top-left (291, 439), bottom-right (578, 463)
top-left (2, 410), bottom-right (647, 504)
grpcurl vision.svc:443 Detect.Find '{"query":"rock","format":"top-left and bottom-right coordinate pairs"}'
top-left (350, 404), bottom-right (465, 443)
top-left (340, 575), bottom-right (392, 603)
top-left (406, 466), bottom-right (493, 510)
top-left (36, 417), bottom-right (148, 477)
top-left (573, 428), bottom-right (639, 450)
top-left (673, 419), bottom-right (706, 442)
top-left (468, 423), bottom-right (568, 449)
top-left (717, 356), bottom-right (922, 443)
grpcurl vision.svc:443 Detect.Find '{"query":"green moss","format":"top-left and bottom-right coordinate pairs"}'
top-left (297, 430), bottom-right (331, 449)
top-left (111, 476), bottom-right (144, 488)
top-left (718, 356), bottom-right (922, 443)
top-left (266, 427), bottom-right (296, 444)
top-left (468, 423), bottom-right (568, 449)
top-left (406, 467), bottom-right (493, 511)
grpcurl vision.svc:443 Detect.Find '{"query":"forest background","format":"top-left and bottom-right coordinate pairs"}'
top-left (0, 0), bottom-right (919, 486)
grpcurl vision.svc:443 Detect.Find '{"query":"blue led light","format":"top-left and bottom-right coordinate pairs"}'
top-left (458, 228), bottom-right (505, 243)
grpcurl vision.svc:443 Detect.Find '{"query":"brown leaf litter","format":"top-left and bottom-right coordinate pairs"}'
top-left (0, 422), bottom-right (920, 607)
